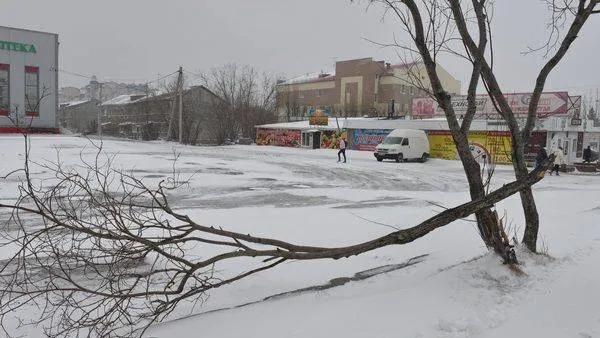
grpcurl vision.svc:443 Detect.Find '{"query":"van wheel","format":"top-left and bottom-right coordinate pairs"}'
top-left (395, 154), bottom-right (403, 163)
top-left (376, 156), bottom-right (383, 162)
top-left (420, 153), bottom-right (429, 163)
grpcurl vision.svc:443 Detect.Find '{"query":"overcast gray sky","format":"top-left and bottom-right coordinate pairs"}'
top-left (2, 0), bottom-right (599, 96)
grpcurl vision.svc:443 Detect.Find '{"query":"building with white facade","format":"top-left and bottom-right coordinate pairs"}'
top-left (0, 26), bottom-right (59, 133)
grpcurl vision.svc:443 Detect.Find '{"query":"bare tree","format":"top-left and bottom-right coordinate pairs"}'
top-left (163, 72), bottom-right (216, 145)
top-left (0, 1), bottom-right (596, 335)
top-left (277, 82), bottom-right (301, 121)
top-left (0, 135), bottom-right (552, 337)
top-left (362, 0), bottom-right (599, 253)
top-left (7, 85), bottom-right (52, 129)
top-left (200, 63), bottom-right (278, 143)
top-left (361, 0), bottom-right (518, 260)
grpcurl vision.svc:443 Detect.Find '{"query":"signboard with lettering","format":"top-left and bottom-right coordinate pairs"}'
top-left (427, 130), bottom-right (513, 164)
top-left (351, 128), bottom-right (392, 151)
top-left (412, 92), bottom-right (569, 119)
top-left (0, 40), bottom-right (37, 53)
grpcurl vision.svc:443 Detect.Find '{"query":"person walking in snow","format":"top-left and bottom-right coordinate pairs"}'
top-left (583, 145), bottom-right (592, 163)
top-left (337, 138), bottom-right (347, 163)
top-left (534, 147), bottom-right (548, 170)
top-left (550, 146), bottom-right (566, 176)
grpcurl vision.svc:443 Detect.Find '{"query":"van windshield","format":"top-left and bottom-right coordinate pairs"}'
top-left (382, 136), bottom-right (403, 145)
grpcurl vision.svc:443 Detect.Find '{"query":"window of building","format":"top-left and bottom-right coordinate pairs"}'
top-left (25, 66), bottom-right (39, 116)
top-left (0, 64), bottom-right (9, 116)
top-left (401, 85), bottom-right (406, 94)
top-left (315, 88), bottom-right (322, 97)
top-left (298, 91), bottom-right (304, 99)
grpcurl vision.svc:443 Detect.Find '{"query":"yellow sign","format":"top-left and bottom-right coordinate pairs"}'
top-left (309, 109), bottom-right (328, 126)
top-left (427, 130), bottom-right (513, 164)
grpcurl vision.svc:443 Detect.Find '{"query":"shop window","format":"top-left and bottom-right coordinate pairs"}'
top-left (0, 64), bottom-right (8, 116)
top-left (25, 66), bottom-right (39, 116)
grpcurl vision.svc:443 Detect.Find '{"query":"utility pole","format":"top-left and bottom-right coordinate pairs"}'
top-left (167, 67), bottom-right (182, 141)
top-left (97, 82), bottom-right (103, 137)
top-left (178, 66), bottom-right (183, 143)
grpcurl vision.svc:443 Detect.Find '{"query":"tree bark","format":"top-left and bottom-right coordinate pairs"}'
top-left (404, 0), bottom-right (513, 261)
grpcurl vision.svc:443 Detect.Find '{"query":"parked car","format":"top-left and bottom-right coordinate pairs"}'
top-left (374, 129), bottom-right (430, 163)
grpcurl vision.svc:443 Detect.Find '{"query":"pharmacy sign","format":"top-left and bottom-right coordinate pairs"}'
top-left (0, 40), bottom-right (37, 53)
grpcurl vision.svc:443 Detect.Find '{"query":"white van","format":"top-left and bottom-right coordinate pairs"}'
top-left (374, 129), bottom-right (430, 163)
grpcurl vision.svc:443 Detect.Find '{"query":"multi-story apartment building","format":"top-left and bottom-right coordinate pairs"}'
top-left (276, 57), bottom-right (461, 122)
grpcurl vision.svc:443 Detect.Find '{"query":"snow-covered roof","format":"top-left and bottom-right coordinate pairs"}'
top-left (59, 100), bottom-right (93, 108)
top-left (256, 117), bottom-right (377, 130)
top-left (101, 94), bottom-right (147, 106)
top-left (278, 70), bottom-right (335, 86)
top-left (256, 117), bottom-right (513, 132)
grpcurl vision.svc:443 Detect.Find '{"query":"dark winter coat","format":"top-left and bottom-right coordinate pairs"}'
top-left (534, 148), bottom-right (548, 169)
top-left (583, 147), bottom-right (592, 162)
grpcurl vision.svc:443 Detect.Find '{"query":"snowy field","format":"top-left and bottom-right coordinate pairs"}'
top-left (1, 135), bottom-right (600, 338)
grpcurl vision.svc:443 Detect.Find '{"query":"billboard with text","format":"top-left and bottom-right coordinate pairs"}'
top-left (412, 92), bottom-right (569, 119)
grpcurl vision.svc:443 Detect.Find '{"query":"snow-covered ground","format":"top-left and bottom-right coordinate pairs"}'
top-left (1, 135), bottom-right (599, 338)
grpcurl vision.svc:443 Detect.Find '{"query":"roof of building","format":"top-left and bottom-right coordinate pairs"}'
top-left (134, 85), bottom-right (220, 103)
top-left (256, 117), bottom-right (508, 132)
top-left (277, 71), bottom-right (336, 86)
top-left (59, 100), bottom-right (96, 109)
top-left (0, 25), bottom-right (58, 37)
top-left (389, 61), bottom-right (421, 69)
top-left (100, 94), bottom-right (147, 106)
top-left (256, 117), bottom-right (376, 130)
top-left (276, 59), bottom-right (425, 86)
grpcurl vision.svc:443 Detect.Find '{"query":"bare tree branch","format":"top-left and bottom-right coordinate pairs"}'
top-left (0, 135), bottom-right (553, 337)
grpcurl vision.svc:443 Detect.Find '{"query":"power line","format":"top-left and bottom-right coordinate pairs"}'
top-left (58, 69), bottom-right (93, 80)
top-left (142, 70), bottom-right (179, 87)
top-left (58, 69), bottom-right (179, 87)
top-left (182, 68), bottom-right (204, 79)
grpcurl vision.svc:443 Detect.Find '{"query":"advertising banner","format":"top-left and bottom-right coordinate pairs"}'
top-left (309, 109), bottom-right (329, 126)
top-left (351, 128), bottom-right (392, 151)
top-left (427, 130), bottom-right (513, 164)
top-left (256, 128), bottom-right (300, 147)
top-left (568, 95), bottom-right (582, 126)
top-left (320, 130), bottom-right (347, 149)
top-left (412, 92), bottom-right (569, 119)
